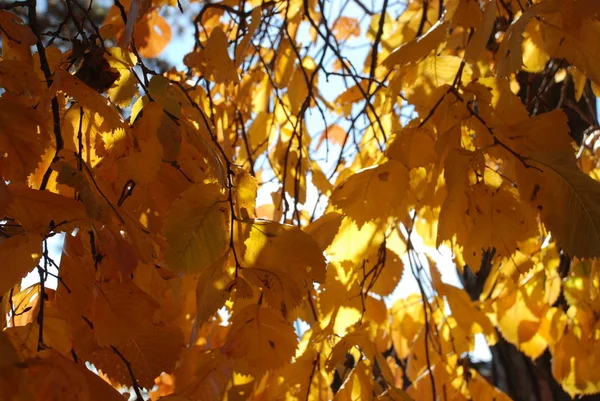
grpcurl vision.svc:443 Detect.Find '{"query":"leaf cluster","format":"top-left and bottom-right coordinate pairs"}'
top-left (2, 0), bottom-right (600, 400)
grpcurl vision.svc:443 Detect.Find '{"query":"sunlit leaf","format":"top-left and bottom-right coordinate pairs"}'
top-left (222, 304), bottom-right (297, 374)
top-left (163, 183), bottom-right (231, 273)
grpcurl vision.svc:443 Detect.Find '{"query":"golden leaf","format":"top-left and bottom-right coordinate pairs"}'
top-left (195, 251), bottom-right (231, 325)
top-left (24, 350), bottom-right (124, 401)
top-left (0, 98), bottom-right (47, 182)
top-left (185, 26), bottom-right (240, 84)
top-left (242, 267), bottom-right (303, 318)
top-left (6, 302), bottom-right (73, 359)
top-left (464, 0), bottom-right (496, 65)
top-left (92, 281), bottom-right (159, 347)
top-left (222, 304), bottom-right (297, 374)
top-left (232, 167), bottom-right (257, 219)
top-left (0, 60), bottom-right (43, 98)
top-left (59, 70), bottom-right (126, 133)
top-left (382, 21), bottom-right (449, 68)
top-left (305, 212), bottom-right (343, 250)
top-left (362, 247), bottom-right (404, 297)
top-left (241, 219), bottom-right (327, 284)
top-left (174, 348), bottom-right (234, 400)
top-left (0, 11), bottom-right (36, 62)
top-left (0, 233), bottom-right (42, 296)
top-left (390, 295), bottom-right (425, 359)
top-left (439, 282), bottom-right (497, 344)
top-left (517, 151), bottom-right (600, 258)
top-left (330, 160), bottom-right (409, 228)
top-left (92, 324), bottom-right (184, 388)
top-left (495, 0), bottom-right (560, 77)
top-left (234, 7), bottom-right (262, 66)
top-left (163, 183), bottom-right (231, 273)
top-left (387, 127), bottom-right (436, 169)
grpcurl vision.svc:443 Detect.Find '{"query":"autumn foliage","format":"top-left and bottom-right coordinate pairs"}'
top-left (3, 0), bottom-right (600, 399)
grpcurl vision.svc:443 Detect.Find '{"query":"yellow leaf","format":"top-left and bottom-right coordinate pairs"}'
top-left (495, 283), bottom-right (543, 347)
top-left (124, 102), bottom-right (164, 185)
top-left (439, 283), bottom-right (497, 344)
top-left (61, 106), bottom-right (105, 168)
top-left (0, 333), bottom-right (34, 400)
top-left (439, 165), bottom-right (537, 270)
top-left (234, 7), bottom-right (262, 66)
top-left (92, 281), bottom-right (159, 347)
top-left (382, 21), bottom-right (449, 68)
top-left (274, 40), bottom-right (295, 88)
top-left (6, 302), bottom-right (73, 359)
top-left (467, 369), bottom-right (512, 401)
top-left (0, 330), bottom-right (22, 366)
top-left (542, 3), bottom-right (600, 85)
top-left (448, 0), bottom-right (483, 29)
top-left (517, 150), bottom-right (600, 258)
top-left (334, 360), bottom-right (373, 401)
top-left (550, 329), bottom-right (600, 397)
top-left (287, 62), bottom-right (315, 114)
top-left (0, 60), bottom-right (43, 98)
top-left (334, 81), bottom-right (370, 114)
top-left (24, 350), bottom-right (125, 401)
top-left (6, 184), bottom-right (86, 232)
top-left (147, 75), bottom-right (185, 119)
top-left (175, 348), bottom-right (234, 399)
top-left (41, 304), bottom-right (73, 357)
top-left (59, 71), bottom-right (126, 133)
top-left (0, 98), bottom-right (47, 182)
top-left (92, 324), bottom-right (184, 388)
top-left (242, 267), bottom-right (303, 318)
top-left (232, 167), bottom-right (257, 219)
top-left (277, 348), bottom-right (333, 400)
top-left (387, 127), bottom-right (436, 169)
top-left (0, 11), bottom-right (36, 62)
top-left (185, 26), bottom-right (240, 84)
top-left (363, 247), bottom-right (404, 297)
top-left (222, 304), bottom-right (297, 374)
top-left (390, 295), bottom-right (425, 359)
top-left (495, 110), bottom-right (572, 158)
top-left (247, 111), bottom-right (273, 155)
top-left (105, 48), bottom-right (139, 107)
top-left (495, 0), bottom-right (560, 77)
top-left (52, 156), bottom-right (121, 226)
top-left (241, 219), bottom-right (327, 284)
top-left (318, 261), bottom-right (361, 325)
top-left (195, 251), bottom-right (231, 325)
top-left (311, 163), bottom-right (334, 196)
top-left (0, 233), bottom-right (42, 296)
top-left (326, 217), bottom-right (388, 265)
top-left (305, 212), bottom-right (343, 250)
top-left (330, 160), bottom-right (409, 228)
top-left (522, 19), bottom-right (551, 73)
top-left (539, 307), bottom-right (567, 346)
top-left (163, 183), bottom-right (231, 274)
top-left (464, 0), bottom-right (496, 65)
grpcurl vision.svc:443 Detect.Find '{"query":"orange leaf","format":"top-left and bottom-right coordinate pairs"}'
top-left (332, 16), bottom-right (361, 41)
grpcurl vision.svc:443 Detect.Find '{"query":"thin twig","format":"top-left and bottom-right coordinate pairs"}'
top-left (111, 345), bottom-right (144, 401)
